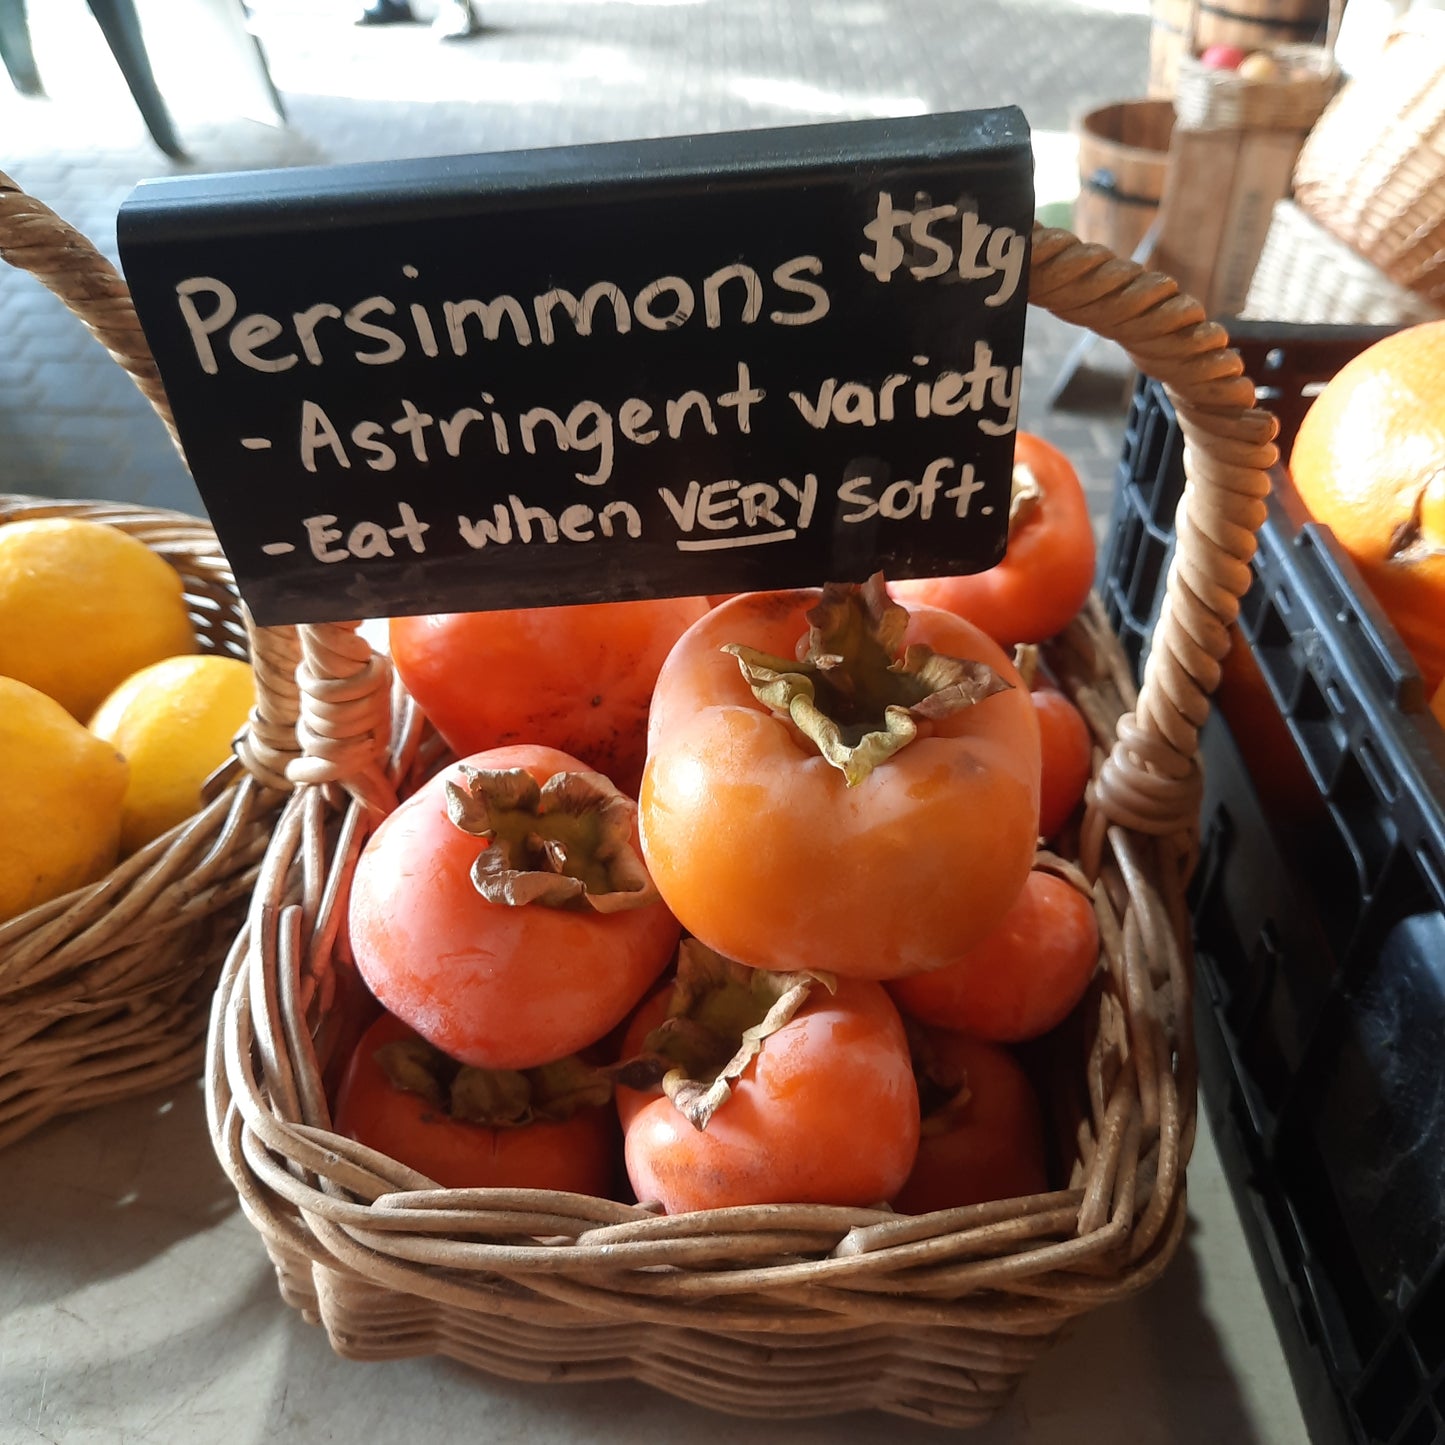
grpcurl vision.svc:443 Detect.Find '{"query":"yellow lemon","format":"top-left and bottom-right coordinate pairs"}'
top-left (89, 654), bottom-right (255, 855)
top-left (0, 676), bottom-right (129, 924)
top-left (0, 517), bottom-right (198, 720)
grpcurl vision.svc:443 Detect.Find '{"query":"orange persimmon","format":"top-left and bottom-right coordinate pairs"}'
top-left (640, 577), bottom-right (1040, 980)
top-left (891, 1027), bottom-right (1049, 1214)
top-left (620, 946), bottom-right (920, 1214)
top-left (1288, 321), bottom-right (1445, 692)
top-left (888, 432), bottom-right (1096, 647)
top-left (887, 864), bottom-right (1099, 1042)
top-left (390, 596), bottom-right (710, 797)
top-left (1033, 684), bottom-right (1093, 841)
top-left (333, 1012), bottom-right (616, 1193)
top-left (348, 744), bottom-right (679, 1070)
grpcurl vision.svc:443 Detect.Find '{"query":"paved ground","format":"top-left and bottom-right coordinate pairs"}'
top-left (1, 0), bottom-right (1149, 524)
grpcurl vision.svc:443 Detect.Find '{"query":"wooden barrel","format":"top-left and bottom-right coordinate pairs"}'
top-left (1073, 100), bottom-right (1175, 262)
top-left (1198, 0), bottom-right (1332, 51)
top-left (1150, 0), bottom-right (1193, 96)
top-left (1150, 0), bottom-right (1331, 95)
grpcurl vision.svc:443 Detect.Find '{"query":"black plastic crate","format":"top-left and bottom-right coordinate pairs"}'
top-left (1101, 321), bottom-right (1445, 1445)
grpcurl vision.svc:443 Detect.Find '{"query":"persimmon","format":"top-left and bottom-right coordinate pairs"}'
top-left (887, 862), bottom-right (1099, 1042)
top-left (348, 744), bottom-right (679, 1070)
top-left (640, 576), bottom-right (1041, 979)
top-left (390, 595), bottom-right (710, 797)
top-left (1289, 321), bottom-right (1445, 691)
top-left (891, 1027), bottom-right (1049, 1214)
top-left (333, 1012), bottom-right (616, 1193)
top-left (1032, 684), bottom-right (1092, 842)
top-left (887, 432), bottom-right (1096, 647)
top-left (613, 985), bottom-right (671, 1132)
top-left (621, 944), bottom-right (920, 1214)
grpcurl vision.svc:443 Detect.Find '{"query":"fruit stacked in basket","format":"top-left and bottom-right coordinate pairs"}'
top-left (0, 172), bottom-right (298, 1151)
top-left (0, 514), bottom-right (254, 928)
top-left (200, 224), bottom-right (1278, 1427)
top-left (328, 431), bottom-right (1100, 1218)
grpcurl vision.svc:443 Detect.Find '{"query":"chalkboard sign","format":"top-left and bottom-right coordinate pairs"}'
top-left (119, 109), bottom-right (1034, 626)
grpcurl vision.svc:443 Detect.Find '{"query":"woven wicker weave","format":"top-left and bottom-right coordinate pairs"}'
top-left (1293, 16), bottom-right (1445, 307)
top-left (0, 174), bottom-right (302, 1150)
top-left (1242, 198), bottom-right (1445, 325)
top-left (202, 223), bottom-right (1278, 1426)
top-left (1172, 0), bottom-right (1341, 130)
top-left (1174, 41), bottom-right (1339, 129)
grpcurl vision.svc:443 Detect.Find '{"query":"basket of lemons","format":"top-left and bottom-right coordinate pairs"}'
top-left (0, 176), bottom-right (299, 1149)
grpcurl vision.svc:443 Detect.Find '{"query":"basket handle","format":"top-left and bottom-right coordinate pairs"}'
top-left (0, 172), bottom-right (183, 453)
top-left (0, 169), bottom-right (302, 792)
top-left (1030, 226), bottom-right (1275, 840)
top-left (0, 175), bottom-right (1278, 836)
top-left (277, 228), bottom-right (1276, 838)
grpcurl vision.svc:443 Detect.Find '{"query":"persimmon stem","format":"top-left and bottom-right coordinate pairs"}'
top-left (723, 573), bottom-right (1011, 787)
top-left (1009, 462), bottom-right (1044, 534)
top-left (374, 1038), bottom-right (613, 1126)
top-left (634, 940), bottom-right (835, 1132)
top-left (445, 765), bottom-right (660, 912)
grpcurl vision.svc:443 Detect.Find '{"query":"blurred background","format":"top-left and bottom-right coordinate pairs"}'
top-left (0, 0), bottom-right (1156, 524)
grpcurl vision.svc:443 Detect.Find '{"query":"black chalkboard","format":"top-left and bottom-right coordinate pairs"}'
top-left (119, 109), bottom-right (1034, 626)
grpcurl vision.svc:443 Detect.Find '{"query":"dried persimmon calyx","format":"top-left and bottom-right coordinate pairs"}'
top-left (628, 938), bottom-right (836, 1131)
top-left (374, 1035), bottom-right (613, 1127)
top-left (445, 764), bottom-right (659, 912)
top-left (724, 573), bottom-right (1010, 786)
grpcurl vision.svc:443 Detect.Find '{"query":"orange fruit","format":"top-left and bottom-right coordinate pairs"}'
top-left (0, 517), bottom-right (197, 719)
top-left (89, 654), bottom-right (254, 855)
top-left (1288, 321), bottom-right (1445, 692)
top-left (0, 677), bottom-right (128, 923)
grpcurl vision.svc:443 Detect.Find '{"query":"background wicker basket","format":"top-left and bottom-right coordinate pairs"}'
top-left (1148, 0), bottom-right (1335, 99)
top-left (0, 175), bottom-right (301, 1151)
top-left (1173, 41), bottom-right (1339, 129)
top-left (1241, 198), bottom-right (1445, 325)
top-left (1171, 0), bottom-right (1342, 131)
top-left (202, 226), bottom-right (1278, 1426)
top-left (1292, 14), bottom-right (1445, 308)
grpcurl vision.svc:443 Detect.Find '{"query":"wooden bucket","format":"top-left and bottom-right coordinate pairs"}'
top-left (1198, 0), bottom-right (1333, 52)
top-left (1150, 0), bottom-right (1194, 96)
top-left (1150, 0), bottom-right (1331, 95)
top-left (1073, 100), bottom-right (1175, 262)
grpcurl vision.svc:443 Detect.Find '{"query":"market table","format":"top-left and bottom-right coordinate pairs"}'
top-left (4, 1076), bottom-right (1308, 1445)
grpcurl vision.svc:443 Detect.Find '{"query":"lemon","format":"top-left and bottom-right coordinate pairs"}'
top-left (0, 676), bottom-right (129, 925)
top-left (0, 517), bottom-right (198, 720)
top-left (89, 654), bottom-right (255, 855)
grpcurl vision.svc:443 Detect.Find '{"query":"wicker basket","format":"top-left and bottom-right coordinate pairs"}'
top-left (1172, 0), bottom-right (1342, 130)
top-left (1241, 198), bottom-right (1445, 325)
top-left (0, 175), bottom-right (301, 1151)
top-left (1174, 42), bottom-right (1339, 128)
top-left (1292, 15), bottom-right (1445, 308)
top-left (1150, 0), bottom-right (1334, 98)
top-left (202, 222), bottom-right (1278, 1426)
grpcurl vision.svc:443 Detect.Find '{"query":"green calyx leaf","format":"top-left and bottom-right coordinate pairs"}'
top-left (723, 572), bottom-right (1012, 785)
top-left (445, 765), bottom-right (660, 912)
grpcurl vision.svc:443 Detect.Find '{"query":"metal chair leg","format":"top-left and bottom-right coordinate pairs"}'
top-left (84, 0), bottom-right (186, 159)
top-left (0, 0), bottom-right (42, 96)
